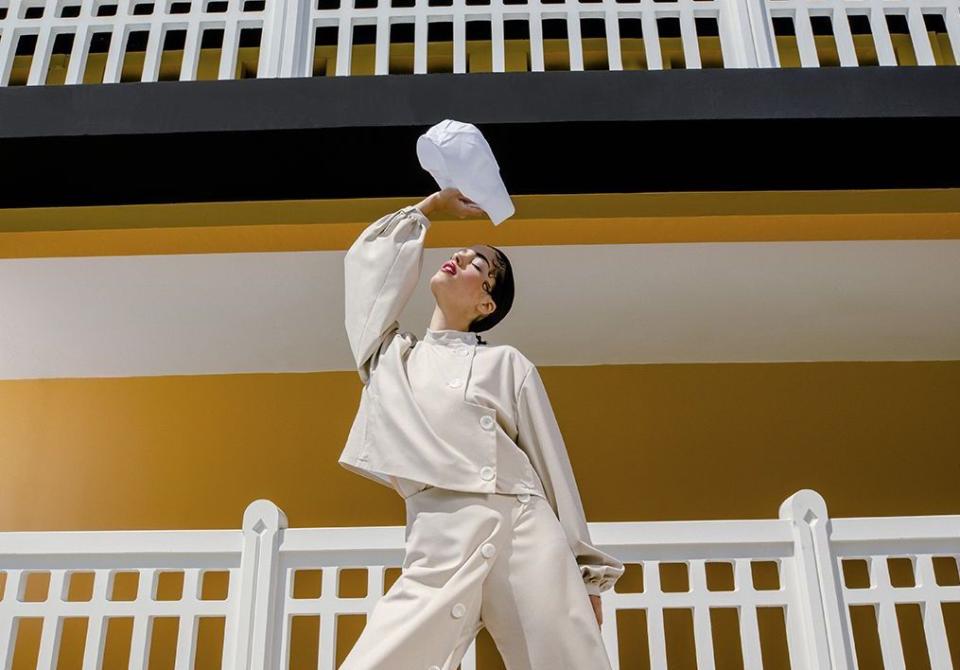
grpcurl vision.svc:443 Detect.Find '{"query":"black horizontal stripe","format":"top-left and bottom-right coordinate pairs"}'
top-left (1, 67), bottom-right (958, 208)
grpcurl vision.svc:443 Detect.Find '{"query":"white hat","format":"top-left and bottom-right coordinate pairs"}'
top-left (416, 119), bottom-right (515, 226)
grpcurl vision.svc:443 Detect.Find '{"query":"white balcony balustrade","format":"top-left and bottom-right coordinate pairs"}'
top-left (1, 489), bottom-right (958, 668)
top-left (0, 0), bottom-right (957, 86)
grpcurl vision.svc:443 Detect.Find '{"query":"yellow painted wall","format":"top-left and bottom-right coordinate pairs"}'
top-left (2, 361), bottom-right (959, 667)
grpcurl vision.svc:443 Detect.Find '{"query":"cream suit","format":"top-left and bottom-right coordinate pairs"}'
top-left (338, 205), bottom-right (625, 669)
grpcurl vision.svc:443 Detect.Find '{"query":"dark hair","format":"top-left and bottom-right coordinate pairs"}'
top-left (468, 245), bottom-right (514, 345)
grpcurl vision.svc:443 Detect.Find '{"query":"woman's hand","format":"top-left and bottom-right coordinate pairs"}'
top-left (416, 188), bottom-right (487, 220)
top-left (590, 594), bottom-right (603, 627)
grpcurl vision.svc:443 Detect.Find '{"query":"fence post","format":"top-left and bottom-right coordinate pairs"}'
top-left (231, 499), bottom-right (289, 670)
top-left (779, 489), bottom-right (854, 670)
top-left (730, 0), bottom-right (779, 67)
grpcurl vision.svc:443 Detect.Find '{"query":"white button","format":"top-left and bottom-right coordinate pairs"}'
top-left (460, 348), bottom-right (471, 356)
top-left (479, 415), bottom-right (495, 429)
top-left (481, 542), bottom-right (496, 558)
top-left (517, 493), bottom-right (531, 503)
top-left (451, 602), bottom-right (466, 618)
top-left (448, 378), bottom-right (462, 388)
top-left (480, 466), bottom-right (495, 480)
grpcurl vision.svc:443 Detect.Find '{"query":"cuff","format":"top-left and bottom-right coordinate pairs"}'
top-left (580, 561), bottom-right (626, 595)
top-left (402, 204), bottom-right (432, 226)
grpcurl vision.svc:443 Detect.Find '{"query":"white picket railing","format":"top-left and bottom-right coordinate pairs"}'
top-left (1, 0), bottom-right (958, 86)
top-left (0, 488), bottom-right (958, 668)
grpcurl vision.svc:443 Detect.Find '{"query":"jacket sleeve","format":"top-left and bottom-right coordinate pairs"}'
top-left (344, 205), bottom-right (431, 385)
top-left (515, 364), bottom-right (626, 597)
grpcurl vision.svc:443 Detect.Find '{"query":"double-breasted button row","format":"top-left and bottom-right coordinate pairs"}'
top-left (480, 466), bottom-right (495, 480)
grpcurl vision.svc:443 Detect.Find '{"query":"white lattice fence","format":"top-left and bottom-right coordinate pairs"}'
top-left (2, 0), bottom-right (955, 85)
top-left (1, 490), bottom-right (958, 668)
top-left (761, 0), bottom-right (960, 66)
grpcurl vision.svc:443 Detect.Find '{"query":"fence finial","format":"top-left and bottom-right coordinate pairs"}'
top-left (243, 499), bottom-right (288, 534)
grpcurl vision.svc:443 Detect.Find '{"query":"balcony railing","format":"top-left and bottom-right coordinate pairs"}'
top-left (0, 0), bottom-right (957, 86)
top-left (1, 488), bottom-right (958, 668)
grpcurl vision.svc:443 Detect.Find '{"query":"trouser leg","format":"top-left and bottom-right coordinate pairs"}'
top-left (479, 495), bottom-right (615, 670)
top-left (339, 490), bottom-right (506, 670)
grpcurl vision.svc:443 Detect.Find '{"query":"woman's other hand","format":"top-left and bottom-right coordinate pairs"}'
top-left (590, 594), bottom-right (603, 627)
top-left (416, 188), bottom-right (487, 220)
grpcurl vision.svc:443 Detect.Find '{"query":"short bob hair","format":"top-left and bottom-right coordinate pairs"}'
top-left (468, 245), bottom-right (514, 336)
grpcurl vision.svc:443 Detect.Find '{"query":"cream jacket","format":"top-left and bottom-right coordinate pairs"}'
top-left (338, 204), bottom-right (625, 596)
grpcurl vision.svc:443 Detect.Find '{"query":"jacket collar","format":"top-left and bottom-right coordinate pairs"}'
top-left (424, 328), bottom-right (479, 346)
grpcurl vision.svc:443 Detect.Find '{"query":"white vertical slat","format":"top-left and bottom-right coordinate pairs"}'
top-left (641, 8), bottom-right (662, 69)
top-left (872, 556), bottom-right (907, 670)
top-left (452, 10), bottom-right (466, 73)
top-left (140, 25), bottom-right (164, 82)
top-left (528, 9), bottom-right (545, 71)
top-left (335, 14), bottom-right (353, 75)
top-left (869, 3), bottom-right (897, 65)
top-left (645, 562), bottom-right (668, 668)
top-left (128, 569), bottom-right (155, 669)
top-left (832, 7), bottom-right (859, 66)
top-left (0, 570), bottom-right (24, 670)
top-left (172, 569), bottom-right (201, 669)
top-left (0, 24), bottom-right (21, 86)
top-left (374, 15), bottom-right (390, 75)
top-left (173, 615), bottom-right (198, 670)
top-left (689, 561), bottom-right (716, 670)
top-left (944, 5), bottom-right (960, 66)
top-left (601, 591), bottom-right (622, 670)
top-left (915, 554), bottom-right (953, 670)
top-left (491, 4), bottom-right (506, 71)
top-left (218, 23), bottom-right (242, 80)
top-left (179, 21), bottom-right (202, 80)
top-left (679, 4), bottom-right (702, 68)
top-left (567, 8), bottom-right (584, 71)
top-left (603, 4), bottom-right (623, 70)
top-left (739, 604), bottom-right (764, 668)
top-left (793, 5), bottom-right (820, 66)
top-left (735, 559), bottom-right (764, 668)
top-left (101, 22), bottom-right (129, 83)
top-left (81, 570), bottom-right (109, 670)
top-left (317, 567), bottom-right (339, 670)
top-left (416, 11), bottom-right (430, 74)
top-left (25, 23), bottom-right (53, 85)
top-left (278, 569), bottom-right (294, 670)
top-left (905, 4), bottom-right (935, 64)
top-left (35, 570), bottom-right (68, 668)
top-left (64, 22), bottom-right (93, 85)
top-left (782, 561), bottom-right (812, 670)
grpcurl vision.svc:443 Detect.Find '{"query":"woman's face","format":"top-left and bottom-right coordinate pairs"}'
top-left (430, 244), bottom-right (498, 324)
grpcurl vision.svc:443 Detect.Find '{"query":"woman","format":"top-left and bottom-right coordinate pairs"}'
top-left (338, 187), bottom-right (625, 669)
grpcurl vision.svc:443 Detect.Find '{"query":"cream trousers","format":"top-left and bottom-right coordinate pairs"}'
top-left (339, 487), bottom-right (615, 670)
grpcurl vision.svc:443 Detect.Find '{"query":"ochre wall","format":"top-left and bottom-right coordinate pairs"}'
top-left (2, 361), bottom-right (959, 668)
top-left (2, 361), bottom-right (959, 534)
